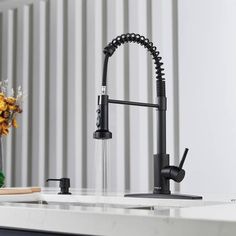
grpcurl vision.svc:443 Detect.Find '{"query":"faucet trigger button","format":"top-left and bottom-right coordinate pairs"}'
top-left (96, 117), bottom-right (101, 128)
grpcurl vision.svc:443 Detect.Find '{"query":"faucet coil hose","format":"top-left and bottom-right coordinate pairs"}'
top-left (102, 33), bottom-right (165, 96)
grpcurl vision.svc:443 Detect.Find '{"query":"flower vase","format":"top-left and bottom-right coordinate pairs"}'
top-left (0, 136), bottom-right (5, 187)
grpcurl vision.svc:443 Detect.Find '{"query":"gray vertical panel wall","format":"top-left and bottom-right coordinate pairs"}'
top-left (0, 0), bottom-right (179, 192)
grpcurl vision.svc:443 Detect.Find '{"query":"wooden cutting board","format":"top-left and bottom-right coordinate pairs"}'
top-left (0, 187), bottom-right (41, 195)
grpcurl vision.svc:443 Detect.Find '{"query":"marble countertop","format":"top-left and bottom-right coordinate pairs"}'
top-left (0, 189), bottom-right (235, 235)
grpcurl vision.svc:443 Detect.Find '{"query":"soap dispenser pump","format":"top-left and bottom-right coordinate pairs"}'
top-left (46, 178), bottom-right (71, 195)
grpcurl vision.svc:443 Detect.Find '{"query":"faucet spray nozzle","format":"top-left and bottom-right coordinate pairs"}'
top-left (93, 94), bottom-right (112, 140)
top-left (93, 130), bottom-right (112, 140)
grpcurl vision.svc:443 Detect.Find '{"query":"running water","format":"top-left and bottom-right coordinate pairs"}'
top-left (94, 140), bottom-right (110, 195)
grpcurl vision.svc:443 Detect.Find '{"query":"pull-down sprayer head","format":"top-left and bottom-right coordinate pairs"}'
top-left (93, 94), bottom-right (112, 140)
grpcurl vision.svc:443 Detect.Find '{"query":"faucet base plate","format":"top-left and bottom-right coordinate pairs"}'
top-left (125, 193), bottom-right (202, 200)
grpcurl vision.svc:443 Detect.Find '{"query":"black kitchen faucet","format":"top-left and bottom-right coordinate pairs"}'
top-left (93, 33), bottom-right (202, 199)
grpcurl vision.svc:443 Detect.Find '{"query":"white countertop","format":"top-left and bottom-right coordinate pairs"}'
top-left (0, 189), bottom-right (236, 235)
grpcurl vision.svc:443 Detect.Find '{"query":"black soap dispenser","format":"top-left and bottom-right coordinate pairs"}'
top-left (46, 178), bottom-right (71, 195)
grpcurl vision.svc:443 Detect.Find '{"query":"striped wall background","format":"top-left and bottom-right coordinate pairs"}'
top-left (0, 0), bottom-right (179, 192)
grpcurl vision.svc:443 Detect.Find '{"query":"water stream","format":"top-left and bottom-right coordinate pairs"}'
top-left (94, 140), bottom-right (110, 195)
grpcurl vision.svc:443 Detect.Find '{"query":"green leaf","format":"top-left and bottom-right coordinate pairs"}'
top-left (0, 171), bottom-right (5, 188)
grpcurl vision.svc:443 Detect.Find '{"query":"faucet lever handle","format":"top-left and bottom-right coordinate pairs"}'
top-left (179, 148), bottom-right (189, 169)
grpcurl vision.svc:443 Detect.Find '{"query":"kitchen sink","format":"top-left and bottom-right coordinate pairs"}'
top-left (1, 192), bottom-right (228, 211)
top-left (0, 188), bottom-right (230, 211)
top-left (6, 200), bottom-right (156, 210)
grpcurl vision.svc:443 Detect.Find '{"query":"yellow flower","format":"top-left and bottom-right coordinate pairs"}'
top-left (8, 105), bottom-right (17, 111)
top-left (0, 117), bottom-right (6, 123)
top-left (12, 118), bottom-right (18, 128)
top-left (0, 92), bottom-right (23, 135)
top-left (0, 122), bottom-right (9, 136)
top-left (6, 97), bottom-right (16, 105)
top-left (0, 100), bottom-right (7, 111)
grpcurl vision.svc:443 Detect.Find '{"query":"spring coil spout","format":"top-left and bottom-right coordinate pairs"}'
top-left (102, 33), bottom-right (165, 88)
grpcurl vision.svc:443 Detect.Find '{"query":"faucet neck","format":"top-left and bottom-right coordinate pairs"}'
top-left (101, 33), bottom-right (165, 98)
